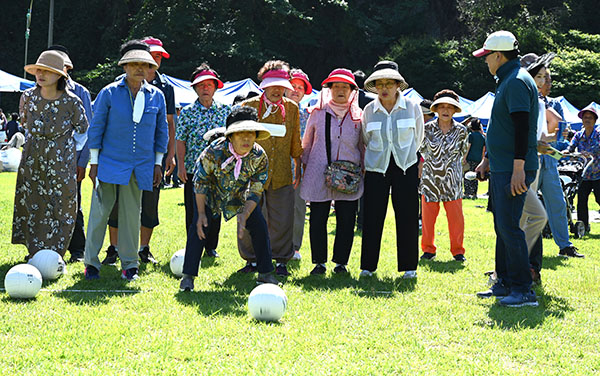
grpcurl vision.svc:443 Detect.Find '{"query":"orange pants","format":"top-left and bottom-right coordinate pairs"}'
top-left (421, 197), bottom-right (465, 256)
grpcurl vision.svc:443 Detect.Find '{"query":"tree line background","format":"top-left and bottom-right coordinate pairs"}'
top-left (1, 0), bottom-right (600, 112)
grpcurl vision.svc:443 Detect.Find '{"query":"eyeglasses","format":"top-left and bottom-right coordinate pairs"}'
top-left (375, 81), bottom-right (397, 89)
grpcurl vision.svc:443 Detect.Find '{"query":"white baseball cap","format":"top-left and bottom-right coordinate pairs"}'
top-left (472, 31), bottom-right (519, 57)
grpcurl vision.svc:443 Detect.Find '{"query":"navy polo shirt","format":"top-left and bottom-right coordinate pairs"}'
top-left (487, 59), bottom-right (539, 172)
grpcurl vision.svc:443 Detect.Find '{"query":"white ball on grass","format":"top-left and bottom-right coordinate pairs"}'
top-left (28, 249), bottom-right (66, 280)
top-left (4, 264), bottom-right (43, 299)
top-left (170, 249), bottom-right (188, 277)
top-left (248, 283), bottom-right (287, 322)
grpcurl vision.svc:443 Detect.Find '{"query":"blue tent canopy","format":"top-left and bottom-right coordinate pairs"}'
top-left (0, 69), bottom-right (35, 92)
top-left (163, 75), bottom-right (263, 107)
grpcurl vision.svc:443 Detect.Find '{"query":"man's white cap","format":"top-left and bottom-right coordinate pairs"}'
top-left (472, 31), bottom-right (519, 57)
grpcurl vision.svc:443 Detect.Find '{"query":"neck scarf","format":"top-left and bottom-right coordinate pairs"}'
top-left (260, 93), bottom-right (286, 120)
top-left (328, 100), bottom-right (349, 120)
top-left (221, 142), bottom-right (249, 180)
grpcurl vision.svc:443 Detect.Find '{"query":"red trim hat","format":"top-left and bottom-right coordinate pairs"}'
top-left (143, 37), bottom-right (170, 59)
top-left (259, 69), bottom-right (294, 91)
top-left (321, 68), bottom-right (357, 89)
top-left (190, 70), bottom-right (224, 89)
top-left (290, 70), bottom-right (312, 94)
top-left (472, 31), bottom-right (519, 57)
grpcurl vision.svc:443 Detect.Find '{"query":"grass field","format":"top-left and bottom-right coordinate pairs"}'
top-left (1, 171), bottom-right (599, 375)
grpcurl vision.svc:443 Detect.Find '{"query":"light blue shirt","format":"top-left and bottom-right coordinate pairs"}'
top-left (89, 77), bottom-right (169, 191)
top-left (67, 77), bottom-right (93, 167)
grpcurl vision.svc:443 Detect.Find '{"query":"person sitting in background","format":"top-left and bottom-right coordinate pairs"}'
top-left (419, 90), bottom-right (469, 262)
top-left (5, 113), bottom-right (21, 142)
top-left (179, 107), bottom-right (279, 291)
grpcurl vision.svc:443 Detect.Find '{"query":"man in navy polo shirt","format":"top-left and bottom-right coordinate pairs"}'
top-left (473, 31), bottom-right (540, 307)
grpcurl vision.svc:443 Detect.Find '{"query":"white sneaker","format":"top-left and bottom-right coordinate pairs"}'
top-left (292, 251), bottom-right (301, 260)
top-left (359, 270), bottom-right (374, 277)
top-left (402, 270), bottom-right (417, 279)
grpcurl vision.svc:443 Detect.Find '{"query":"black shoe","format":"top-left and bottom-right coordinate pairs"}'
top-left (84, 265), bottom-right (100, 280)
top-left (559, 246), bottom-right (585, 258)
top-left (121, 268), bottom-right (139, 281)
top-left (179, 276), bottom-right (194, 292)
top-left (69, 250), bottom-right (84, 263)
top-left (138, 246), bottom-right (158, 264)
top-left (276, 263), bottom-right (290, 276)
top-left (333, 264), bottom-right (348, 274)
top-left (204, 249), bottom-right (219, 258)
top-left (101, 245), bottom-right (119, 265)
top-left (476, 282), bottom-right (509, 299)
top-left (453, 254), bottom-right (467, 262)
top-left (420, 252), bottom-right (436, 260)
top-left (257, 273), bottom-right (280, 285)
top-left (310, 264), bottom-right (326, 275)
top-left (237, 263), bottom-right (257, 273)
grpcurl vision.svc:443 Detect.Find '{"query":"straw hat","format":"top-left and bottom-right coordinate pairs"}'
top-left (321, 68), bottom-right (357, 89)
top-left (118, 43), bottom-right (158, 68)
top-left (364, 61), bottom-right (408, 93)
top-left (224, 107), bottom-right (271, 140)
top-left (24, 51), bottom-right (67, 77)
top-left (47, 45), bottom-right (73, 69)
top-left (430, 96), bottom-right (462, 113)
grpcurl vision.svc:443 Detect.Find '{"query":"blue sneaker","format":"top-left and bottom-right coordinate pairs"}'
top-left (84, 265), bottom-right (100, 280)
top-left (499, 290), bottom-right (538, 307)
top-left (121, 268), bottom-right (139, 281)
top-left (476, 282), bottom-right (509, 299)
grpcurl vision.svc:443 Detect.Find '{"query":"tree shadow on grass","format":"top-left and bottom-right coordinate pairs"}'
top-left (418, 259), bottom-right (466, 274)
top-left (479, 286), bottom-right (573, 330)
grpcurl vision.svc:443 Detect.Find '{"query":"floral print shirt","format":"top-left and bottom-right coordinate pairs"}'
top-left (568, 127), bottom-right (600, 181)
top-left (193, 138), bottom-right (268, 221)
top-left (176, 99), bottom-right (231, 172)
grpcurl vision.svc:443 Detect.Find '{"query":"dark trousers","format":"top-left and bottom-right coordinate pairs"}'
top-left (360, 159), bottom-right (419, 272)
top-left (356, 195), bottom-right (364, 230)
top-left (108, 186), bottom-right (161, 229)
top-left (68, 180), bottom-right (85, 253)
top-left (577, 179), bottom-right (600, 228)
top-left (182, 202), bottom-right (273, 276)
top-left (529, 235), bottom-right (543, 273)
top-left (309, 200), bottom-right (358, 265)
top-left (491, 171), bottom-right (536, 293)
top-left (184, 173), bottom-right (221, 249)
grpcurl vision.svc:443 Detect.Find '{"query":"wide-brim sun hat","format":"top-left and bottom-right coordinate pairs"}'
top-left (321, 68), bottom-right (358, 89)
top-left (191, 71), bottom-right (224, 89)
top-left (224, 120), bottom-right (271, 141)
top-left (290, 71), bottom-right (312, 94)
top-left (473, 30), bottom-right (519, 57)
top-left (46, 45), bottom-right (73, 69)
top-left (430, 96), bottom-right (462, 113)
top-left (259, 69), bottom-right (294, 91)
top-left (521, 52), bottom-right (556, 73)
top-left (364, 61), bottom-right (408, 93)
top-left (143, 37), bottom-right (170, 59)
top-left (118, 47), bottom-right (158, 68)
top-left (24, 50), bottom-right (68, 77)
top-left (578, 105), bottom-right (599, 120)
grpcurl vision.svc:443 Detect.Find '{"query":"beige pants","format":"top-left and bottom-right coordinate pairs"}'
top-left (520, 169), bottom-right (548, 255)
top-left (238, 184), bottom-right (295, 263)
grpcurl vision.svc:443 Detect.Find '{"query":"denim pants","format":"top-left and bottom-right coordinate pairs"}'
top-left (183, 199), bottom-right (274, 276)
top-left (490, 170), bottom-right (536, 293)
top-left (537, 155), bottom-right (573, 249)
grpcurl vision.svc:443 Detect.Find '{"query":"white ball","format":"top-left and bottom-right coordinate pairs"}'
top-left (0, 148), bottom-right (22, 172)
top-left (248, 283), bottom-right (287, 322)
top-left (170, 249), bottom-right (187, 277)
top-left (28, 249), bottom-right (66, 280)
top-left (4, 264), bottom-right (43, 299)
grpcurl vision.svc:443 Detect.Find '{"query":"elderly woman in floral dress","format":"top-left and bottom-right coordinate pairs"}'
top-left (12, 50), bottom-right (88, 259)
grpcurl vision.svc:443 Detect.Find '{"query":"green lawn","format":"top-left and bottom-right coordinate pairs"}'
top-left (1, 171), bottom-right (599, 375)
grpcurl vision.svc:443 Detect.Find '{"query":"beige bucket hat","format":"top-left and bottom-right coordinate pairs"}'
top-left (24, 51), bottom-right (67, 77)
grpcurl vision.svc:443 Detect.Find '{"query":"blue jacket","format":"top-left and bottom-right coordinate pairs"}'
top-left (89, 77), bottom-right (168, 191)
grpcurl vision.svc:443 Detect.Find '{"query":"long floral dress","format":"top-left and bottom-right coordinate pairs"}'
top-left (12, 87), bottom-right (88, 257)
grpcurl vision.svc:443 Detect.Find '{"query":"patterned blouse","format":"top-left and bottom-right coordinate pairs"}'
top-left (420, 119), bottom-right (469, 202)
top-left (299, 106), bottom-right (310, 138)
top-left (193, 138), bottom-right (268, 221)
top-left (568, 127), bottom-right (600, 181)
top-left (176, 99), bottom-right (231, 172)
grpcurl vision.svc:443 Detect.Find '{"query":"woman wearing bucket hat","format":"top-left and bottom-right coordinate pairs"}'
top-left (361, 61), bottom-right (423, 278)
top-left (285, 68), bottom-right (312, 261)
top-left (301, 68), bottom-right (363, 275)
top-left (238, 60), bottom-right (303, 277)
top-left (359, 61), bottom-right (424, 278)
top-left (83, 40), bottom-right (168, 281)
top-left (12, 50), bottom-right (89, 259)
top-left (419, 89), bottom-right (469, 262)
top-left (567, 106), bottom-right (600, 235)
top-left (179, 106), bottom-right (279, 290)
top-left (176, 63), bottom-right (231, 258)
